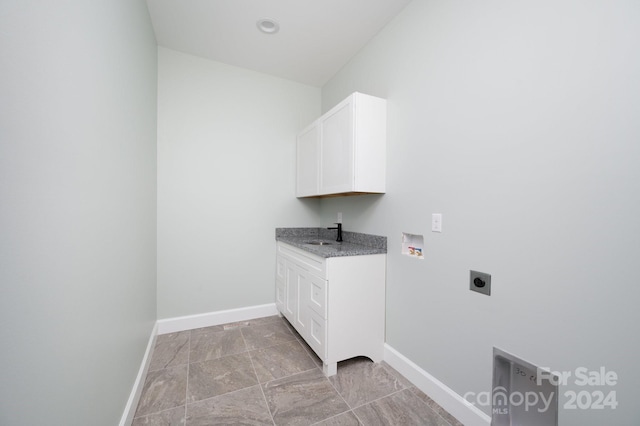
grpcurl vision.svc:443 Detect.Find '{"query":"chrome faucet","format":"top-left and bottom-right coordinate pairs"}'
top-left (327, 223), bottom-right (343, 242)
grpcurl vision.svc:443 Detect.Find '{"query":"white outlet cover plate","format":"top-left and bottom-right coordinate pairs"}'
top-left (432, 213), bottom-right (442, 232)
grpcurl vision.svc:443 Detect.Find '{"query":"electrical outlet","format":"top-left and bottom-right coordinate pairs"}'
top-left (337, 212), bottom-right (342, 223)
top-left (470, 270), bottom-right (491, 296)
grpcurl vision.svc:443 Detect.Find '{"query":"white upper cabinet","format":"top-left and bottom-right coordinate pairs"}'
top-left (296, 92), bottom-right (386, 198)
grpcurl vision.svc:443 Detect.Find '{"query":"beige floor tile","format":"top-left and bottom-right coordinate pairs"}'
top-left (136, 365), bottom-right (188, 417)
top-left (241, 320), bottom-right (297, 350)
top-left (262, 369), bottom-right (349, 425)
top-left (328, 357), bottom-right (405, 408)
top-left (187, 353), bottom-right (258, 403)
top-left (250, 340), bottom-right (317, 383)
top-left (186, 385), bottom-right (272, 425)
top-left (354, 389), bottom-right (451, 426)
top-left (189, 328), bottom-right (246, 363)
top-left (132, 406), bottom-right (186, 426)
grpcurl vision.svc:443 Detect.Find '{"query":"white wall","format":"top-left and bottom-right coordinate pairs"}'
top-left (320, 1), bottom-right (640, 424)
top-left (157, 48), bottom-right (321, 319)
top-left (0, 1), bottom-right (157, 425)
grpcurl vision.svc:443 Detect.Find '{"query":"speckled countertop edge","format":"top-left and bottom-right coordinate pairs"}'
top-left (275, 227), bottom-right (387, 258)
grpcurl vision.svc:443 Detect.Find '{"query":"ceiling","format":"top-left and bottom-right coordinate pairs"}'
top-left (145, 0), bottom-right (413, 87)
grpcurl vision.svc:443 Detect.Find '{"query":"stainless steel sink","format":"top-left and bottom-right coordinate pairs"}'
top-left (304, 241), bottom-right (332, 246)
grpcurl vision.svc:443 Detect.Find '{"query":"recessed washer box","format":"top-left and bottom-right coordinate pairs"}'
top-left (492, 347), bottom-right (559, 426)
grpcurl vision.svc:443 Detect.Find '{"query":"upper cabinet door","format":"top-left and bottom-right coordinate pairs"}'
top-left (296, 92), bottom-right (386, 198)
top-left (320, 99), bottom-right (354, 195)
top-left (296, 123), bottom-right (320, 197)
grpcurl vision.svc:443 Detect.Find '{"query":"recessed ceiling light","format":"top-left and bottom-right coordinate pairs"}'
top-left (256, 18), bottom-right (280, 34)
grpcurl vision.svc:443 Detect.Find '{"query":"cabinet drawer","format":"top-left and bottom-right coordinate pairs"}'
top-left (277, 242), bottom-right (326, 279)
top-left (307, 311), bottom-right (327, 360)
top-left (308, 275), bottom-right (327, 319)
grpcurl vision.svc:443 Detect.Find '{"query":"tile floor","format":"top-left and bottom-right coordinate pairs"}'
top-left (133, 315), bottom-right (464, 426)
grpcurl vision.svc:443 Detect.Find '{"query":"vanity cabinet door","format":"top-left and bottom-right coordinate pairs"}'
top-left (293, 266), bottom-right (311, 338)
top-left (283, 261), bottom-right (297, 324)
top-left (278, 255), bottom-right (321, 340)
top-left (275, 256), bottom-right (286, 313)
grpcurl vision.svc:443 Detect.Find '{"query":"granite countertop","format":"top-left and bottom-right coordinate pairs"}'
top-left (276, 227), bottom-right (387, 258)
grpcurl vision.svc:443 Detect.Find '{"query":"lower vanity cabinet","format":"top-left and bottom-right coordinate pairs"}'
top-left (275, 241), bottom-right (386, 376)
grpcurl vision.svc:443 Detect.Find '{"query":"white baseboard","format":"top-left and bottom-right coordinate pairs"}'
top-left (384, 344), bottom-right (491, 426)
top-left (156, 303), bottom-right (278, 335)
top-left (119, 322), bottom-right (158, 426)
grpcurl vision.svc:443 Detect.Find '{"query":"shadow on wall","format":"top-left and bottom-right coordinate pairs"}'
top-left (318, 194), bottom-right (386, 231)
